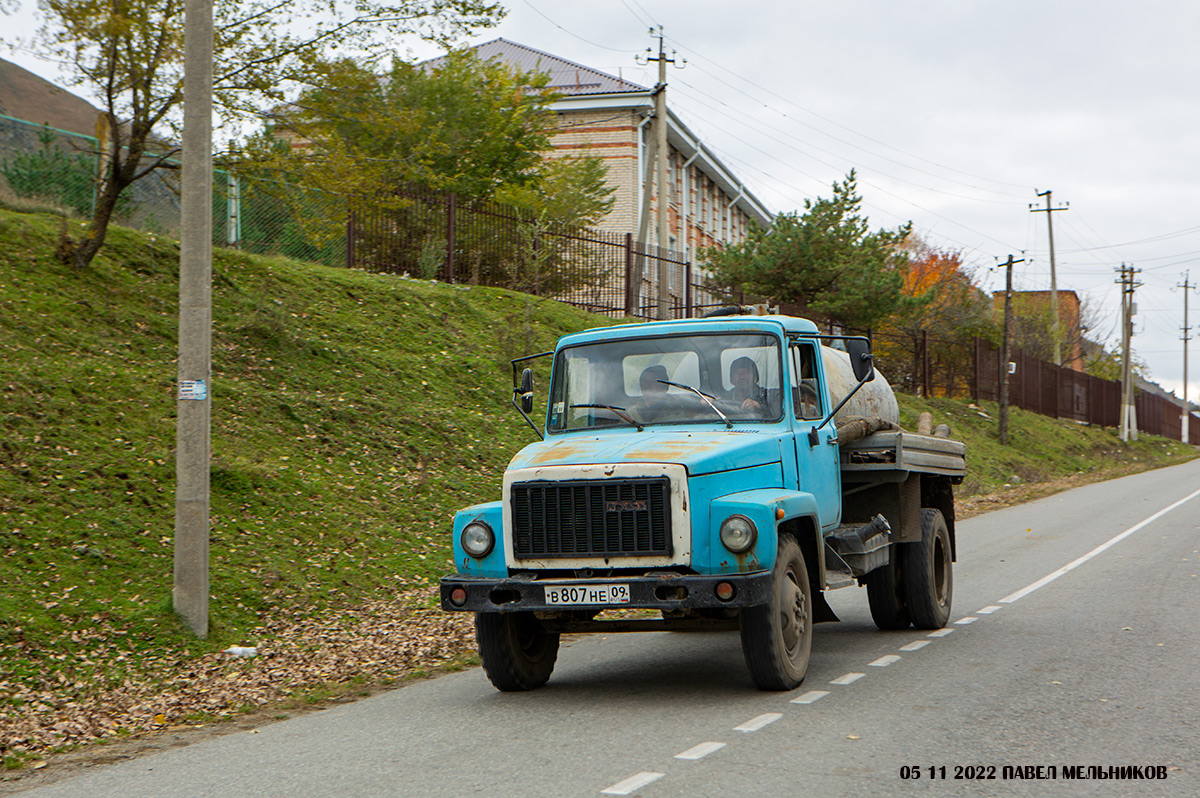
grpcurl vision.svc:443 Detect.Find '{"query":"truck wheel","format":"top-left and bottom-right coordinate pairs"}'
top-left (475, 612), bottom-right (560, 691)
top-left (901, 509), bottom-right (953, 629)
top-left (739, 536), bottom-right (812, 691)
top-left (866, 555), bottom-right (911, 630)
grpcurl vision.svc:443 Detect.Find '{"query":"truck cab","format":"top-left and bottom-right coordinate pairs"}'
top-left (440, 313), bottom-right (964, 691)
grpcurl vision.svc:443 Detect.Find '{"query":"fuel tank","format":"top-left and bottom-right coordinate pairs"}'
top-left (821, 345), bottom-right (900, 426)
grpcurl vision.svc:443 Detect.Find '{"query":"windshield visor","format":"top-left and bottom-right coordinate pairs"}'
top-left (548, 333), bottom-right (784, 432)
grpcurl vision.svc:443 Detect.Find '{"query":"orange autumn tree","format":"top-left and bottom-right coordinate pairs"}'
top-left (876, 239), bottom-right (997, 396)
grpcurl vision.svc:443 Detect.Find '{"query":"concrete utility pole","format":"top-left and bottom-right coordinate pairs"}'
top-left (1030, 190), bottom-right (1069, 365)
top-left (1180, 272), bottom-right (1193, 444)
top-left (1117, 263), bottom-right (1141, 442)
top-left (999, 255), bottom-right (1024, 446)
top-left (175, 0), bottom-right (214, 637)
top-left (642, 27), bottom-right (680, 320)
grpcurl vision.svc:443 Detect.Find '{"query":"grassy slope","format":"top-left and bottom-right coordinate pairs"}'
top-left (0, 209), bottom-right (614, 686)
top-left (1, 209), bottom-right (1196, 753)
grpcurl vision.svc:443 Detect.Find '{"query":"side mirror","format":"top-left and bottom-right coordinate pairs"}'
top-left (519, 368), bottom-right (534, 413)
top-left (845, 338), bottom-right (875, 383)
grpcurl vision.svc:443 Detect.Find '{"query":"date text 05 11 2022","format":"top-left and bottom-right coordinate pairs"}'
top-left (900, 765), bottom-right (1172, 781)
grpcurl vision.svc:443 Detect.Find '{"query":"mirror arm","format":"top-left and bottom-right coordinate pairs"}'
top-left (512, 389), bottom-right (543, 441)
top-left (815, 360), bottom-right (875, 433)
top-left (509, 351), bottom-right (553, 441)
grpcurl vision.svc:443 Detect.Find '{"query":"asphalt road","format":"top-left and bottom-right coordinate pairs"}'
top-left (19, 459), bottom-right (1200, 797)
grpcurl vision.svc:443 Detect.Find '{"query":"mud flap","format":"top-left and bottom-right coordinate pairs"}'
top-left (813, 589), bottom-right (839, 623)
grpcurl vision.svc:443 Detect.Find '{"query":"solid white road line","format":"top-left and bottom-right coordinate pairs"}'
top-left (602, 772), bottom-right (665, 795)
top-left (1000, 485), bottom-right (1200, 604)
top-left (869, 655), bottom-right (901, 667)
top-left (791, 690), bottom-right (831, 704)
top-left (830, 672), bottom-right (866, 685)
top-left (899, 640), bottom-right (931, 651)
top-left (734, 713), bottom-right (783, 732)
top-left (675, 742), bottom-right (726, 760)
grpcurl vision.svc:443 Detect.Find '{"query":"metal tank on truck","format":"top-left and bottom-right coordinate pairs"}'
top-left (440, 309), bottom-right (966, 691)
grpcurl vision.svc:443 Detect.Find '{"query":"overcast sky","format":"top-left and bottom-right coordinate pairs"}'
top-left (5, 1), bottom-right (1200, 404)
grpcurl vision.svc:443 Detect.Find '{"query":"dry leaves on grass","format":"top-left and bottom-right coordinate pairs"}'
top-left (1, 591), bottom-right (475, 756)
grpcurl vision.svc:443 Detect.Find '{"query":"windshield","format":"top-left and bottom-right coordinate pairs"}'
top-left (548, 332), bottom-right (784, 432)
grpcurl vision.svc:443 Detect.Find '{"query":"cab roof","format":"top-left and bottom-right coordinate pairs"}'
top-left (561, 314), bottom-right (822, 348)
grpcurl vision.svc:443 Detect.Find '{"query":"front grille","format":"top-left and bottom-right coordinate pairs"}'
top-left (511, 477), bottom-right (672, 559)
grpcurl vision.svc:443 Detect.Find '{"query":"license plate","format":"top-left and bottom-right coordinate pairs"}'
top-left (544, 583), bottom-right (631, 606)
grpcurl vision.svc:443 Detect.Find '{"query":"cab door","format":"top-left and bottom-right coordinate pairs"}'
top-left (789, 342), bottom-right (842, 529)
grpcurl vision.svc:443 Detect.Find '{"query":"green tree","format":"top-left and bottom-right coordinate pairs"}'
top-left (496, 154), bottom-right (616, 229)
top-left (11, 0), bottom-right (502, 269)
top-left (1, 126), bottom-right (97, 217)
top-left (706, 170), bottom-right (912, 329)
top-left (247, 51), bottom-right (603, 209)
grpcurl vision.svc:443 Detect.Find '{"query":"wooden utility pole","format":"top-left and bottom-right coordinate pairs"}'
top-left (1031, 190), bottom-right (1069, 365)
top-left (998, 255), bottom-right (1024, 446)
top-left (175, 0), bottom-right (214, 637)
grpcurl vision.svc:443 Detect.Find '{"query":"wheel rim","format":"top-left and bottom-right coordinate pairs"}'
top-left (779, 565), bottom-right (807, 657)
top-left (933, 533), bottom-right (949, 606)
top-left (515, 617), bottom-right (550, 661)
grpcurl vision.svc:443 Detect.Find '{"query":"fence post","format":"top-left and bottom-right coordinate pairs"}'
top-left (922, 330), bottom-right (931, 398)
top-left (346, 205), bottom-right (356, 270)
top-left (445, 193), bottom-right (457, 283)
top-left (628, 230), bottom-right (638, 314)
top-left (685, 261), bottom-right (693, 318)
top-left (971, 337), bottom-right (979, 403)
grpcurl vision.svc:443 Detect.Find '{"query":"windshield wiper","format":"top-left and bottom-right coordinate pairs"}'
top-left (570, 403), bottom-right (644, 432)
top-left (658, 380), bottom-right (733, 429)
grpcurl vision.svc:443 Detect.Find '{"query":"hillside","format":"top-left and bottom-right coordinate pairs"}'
top-left (1, 208), bottom-right (1195, 767)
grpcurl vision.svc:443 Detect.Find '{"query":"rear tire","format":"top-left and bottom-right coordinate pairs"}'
top-left (866, 554), bottom-right (911, 630)
top-left (901, 509), bottom-right (953, 629)
top-left (740, 536), bottom-right (812, 691)
top-left (475, 612), bottom-right (560, 691)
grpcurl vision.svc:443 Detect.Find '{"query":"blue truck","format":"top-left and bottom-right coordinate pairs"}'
top-left (440, 311), bottom-right (966, 691)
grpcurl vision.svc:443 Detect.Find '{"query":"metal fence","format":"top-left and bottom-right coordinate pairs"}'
top-left (346, 185), bottom-right (734, 320)
top-left (2, 112), bottom-right (732, 318)
top-left (972, 337), bottom-right (1199, 442)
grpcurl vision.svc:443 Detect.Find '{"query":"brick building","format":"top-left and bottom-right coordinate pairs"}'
top-left (447, 39), bottom-right (772, 262)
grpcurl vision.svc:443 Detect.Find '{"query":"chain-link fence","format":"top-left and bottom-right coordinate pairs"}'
top-left (0, 112), bottom-right (182, 232)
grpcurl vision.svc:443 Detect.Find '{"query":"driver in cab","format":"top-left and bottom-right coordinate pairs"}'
top-left (728, 356), bottom-right (769, 416)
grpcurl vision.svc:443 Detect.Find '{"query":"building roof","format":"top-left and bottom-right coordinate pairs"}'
top-left (434, 38), bottom-right (648, 96)
top-left (0, 57), bottom-right (101, 137)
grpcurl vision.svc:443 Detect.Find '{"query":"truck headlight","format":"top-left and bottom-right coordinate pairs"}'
top-left (461, 521), bottom-right (495, 558)
top-left (719, 515), bottom-right (757, 554)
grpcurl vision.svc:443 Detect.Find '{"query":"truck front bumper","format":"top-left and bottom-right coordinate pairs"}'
top-left (440, 571), bottom-right (773, 613)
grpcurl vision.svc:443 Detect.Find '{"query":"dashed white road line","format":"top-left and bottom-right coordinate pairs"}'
top-left (675, 742), bottom-right (726, 760)
top-left (928, 629), bottom-right (954, 638)
top-left (954, 616), bottom-right (978, 625)
top-left (977, 605), bottom-right (1002, 614)
top-left (899, 640), bottom-right (931, 651)
top-left (602, 771), bottom-right (665, 795)
top-left (734, 713), bottom-right (783, 732)
top-left (791, 690), bottom-right (831, 704)
top-left (869, 654), bottom-right (901, 667)
top-left (830, 672), bottom-right (866, 685)
top-left (999, 485), bottom-right (1200, 604)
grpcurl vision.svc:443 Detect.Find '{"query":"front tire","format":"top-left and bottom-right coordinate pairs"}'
top-left (901, 509), bottom-right (953, 629)
top-left (740, 536), bottom-right (812, 691)
top-left (475, 612), bottom-right (560, 691)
